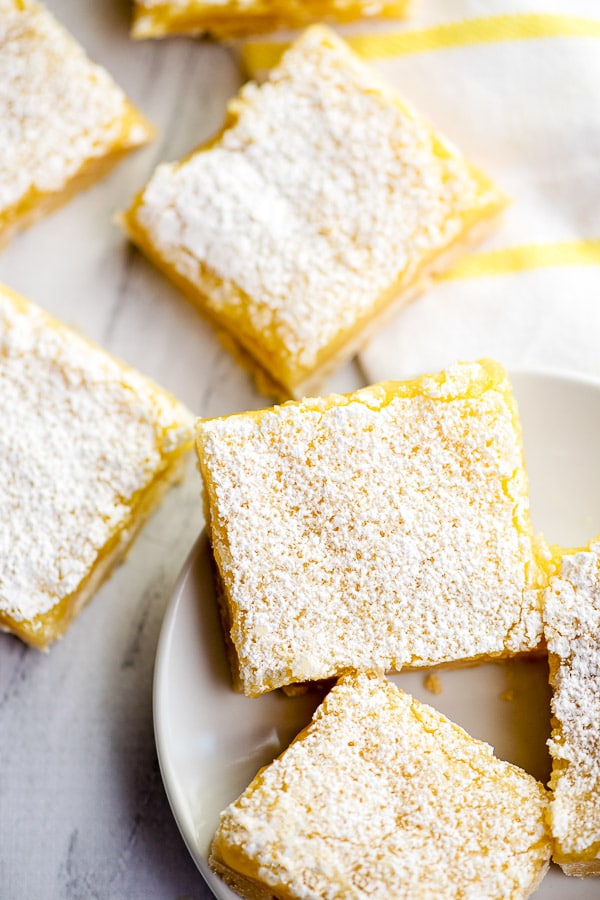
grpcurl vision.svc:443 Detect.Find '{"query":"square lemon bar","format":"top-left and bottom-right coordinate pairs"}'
top-left (124, 26), bottom-right (506, 400)
top-left (196, 360), bottom-right (547, 696)
top-left (210, 672), bottom-right (551, 899)
top-left (0, 0), bottom-right (153, 251)
top-left (0, 284), bottom-right (193, 649)
top-left (544, 541), bottom-right (600, 876)
top-left (131, 0), bottom-right (410, 39)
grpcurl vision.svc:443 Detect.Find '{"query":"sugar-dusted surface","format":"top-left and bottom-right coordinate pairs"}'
top-left (0, 0), bottom-right (149, 222)
top-left (197, 360), bottom-right (545, 696)
top-left (544, 543), bottom-right (600, 862)
top-left (130, 26), bottom-right (503, 391)
top-left (0, 285), bottom-right (193, 625)
top-left (211, 672), bottom-right (551, 899)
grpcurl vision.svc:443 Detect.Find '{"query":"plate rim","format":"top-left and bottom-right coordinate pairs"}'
top-left (153, 365), bottom-right (600, 898)
top-left (153, 533), bottom-right (220, 890)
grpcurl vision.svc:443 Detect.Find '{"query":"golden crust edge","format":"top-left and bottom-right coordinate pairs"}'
top-left (0, 439), bottom-right (191, 649)
top-left (131, 1), bottom-right (411, 40)
top-left (0, 101), bottom-right (154, 252)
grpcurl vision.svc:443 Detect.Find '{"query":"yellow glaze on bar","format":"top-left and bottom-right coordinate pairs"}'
top-left (0, 1), bottom-right (153, 251)
top-left (0, 283), bottom-right (193, 648)
top-left (196, 360), bottom-right (548, 696)
top-left (124, 26), bottom-right (506, 400)
top-left (211, 673), bottom-right (551, 899)
top-left (544, 540), bottom-right (600, 876)
top-left (132, 0), bottom-right (411, 40)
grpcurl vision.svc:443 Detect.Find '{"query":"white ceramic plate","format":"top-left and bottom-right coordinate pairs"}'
top-left (154, 370), bottom-right (600, 900)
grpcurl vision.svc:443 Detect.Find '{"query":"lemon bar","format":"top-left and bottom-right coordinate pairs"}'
top-left (131, 0), bottom-right (410, 39)
top-left (124, 26), bottom-right (506, 400)
top-left (210, 672), bottom-right (551, 899)
top-left (0, 283), bottom-right (193, 649)
top-left (0, 0), bottom-right (153, 251)
top-left (196, 360), bottom-right (547, 696)
top-left (543, 541), bottom-right (600, 876)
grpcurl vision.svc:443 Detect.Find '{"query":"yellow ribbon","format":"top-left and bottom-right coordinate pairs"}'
top-left (242, 13), bottom-right (600, 74)
top-left (444, 240), bottom-right (600, 280)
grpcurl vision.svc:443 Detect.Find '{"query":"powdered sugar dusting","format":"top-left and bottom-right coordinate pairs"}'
top-left (0, 286), bottom-right (192, 623)
top-left (544, 543), bottom-right (600, 856)
top-left (212, 673), bottom-right (550, 898)
top-left (0, 0), bottom-right (147, 214)
top-left (197, 361), bottom-right (543, 696)
top-left (134, 27), bottom-right (502, 384)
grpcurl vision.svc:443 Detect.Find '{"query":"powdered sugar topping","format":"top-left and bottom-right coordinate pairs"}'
top-left (198, 361), bottom-right (543, 695)
top-left (0, 287), bottom-right (192, 623)
top-left (213, 673), bottom-right (550, 898)
top-left (135, 27), bottom-right (501, 380)
top-left (544, 543), bottom-right (600, 854)
top-left (0, 0), bottom-right (145, 214)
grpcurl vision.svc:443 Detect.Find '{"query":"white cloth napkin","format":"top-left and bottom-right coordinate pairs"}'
top-left (245, 0), bottom-right (600, 384)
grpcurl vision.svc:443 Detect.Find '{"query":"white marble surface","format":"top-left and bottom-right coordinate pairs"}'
top-left (0, 3), bottom-right (362, 897)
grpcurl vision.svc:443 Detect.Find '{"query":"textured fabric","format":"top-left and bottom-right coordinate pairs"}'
top-left (243, 0), bottom-right (600, 383)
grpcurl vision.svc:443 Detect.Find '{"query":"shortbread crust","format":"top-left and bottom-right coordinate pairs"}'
top-left (210, 672), bottom-right (551, 899)
top-left (196, 360), bottom-right (547, 696)
top-left (0, 0), bottom-right (153, 251)
top-left (544, 541), bottom-right (600, 876)
top-left (131, 0), bottom-right (410, 39)
top-left (0, 284), bottom-right (193, 648)
top-left (124, 26), bottom-right (506, 399)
